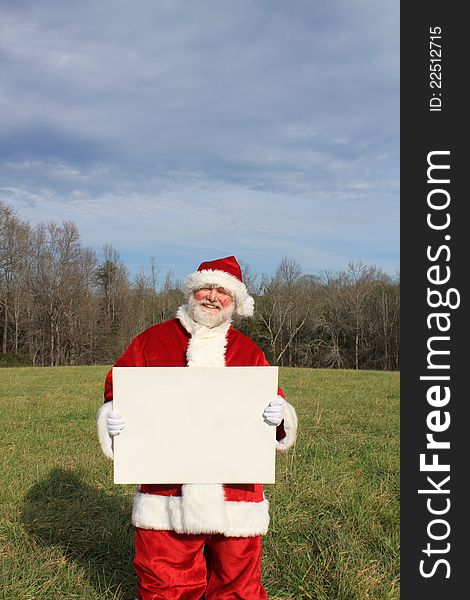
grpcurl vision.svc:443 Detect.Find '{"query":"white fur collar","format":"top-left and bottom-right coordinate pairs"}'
top-left (176, 304), bottom-right (231, 367)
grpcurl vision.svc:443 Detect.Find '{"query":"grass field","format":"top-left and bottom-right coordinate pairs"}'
top-left (0, 366), bottom-right (399, 600)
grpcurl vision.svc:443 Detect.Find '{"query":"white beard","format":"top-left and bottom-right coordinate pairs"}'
top-left (188, 294), bottom-right (235, 328)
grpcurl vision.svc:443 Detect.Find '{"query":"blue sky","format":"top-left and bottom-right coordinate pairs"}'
top-left (0, 0), bottom-right (399, 281)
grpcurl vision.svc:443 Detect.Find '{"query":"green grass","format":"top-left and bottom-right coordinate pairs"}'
top-left (0, 366), bottom-right (399, 599)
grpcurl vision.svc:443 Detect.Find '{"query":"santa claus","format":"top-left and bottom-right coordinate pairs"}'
top-left (97, 255), bottom-right (297, 600)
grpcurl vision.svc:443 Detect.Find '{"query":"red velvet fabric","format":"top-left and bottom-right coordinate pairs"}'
top-left (134, 528), bottom-right (267, 600)
top-left (104, 319), bottom-right (285, 400)
top-left (196, 255), bottom-right (243, 282)
top-left (138, 483), bottom-right (265, 502)
top-left (103, 318), bottom-right (286, 501)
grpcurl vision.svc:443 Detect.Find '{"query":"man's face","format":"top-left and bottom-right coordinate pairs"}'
top-left (193, 286), bottom-right (234, 310)
top-left (189, 286), bottom-right (235, 327)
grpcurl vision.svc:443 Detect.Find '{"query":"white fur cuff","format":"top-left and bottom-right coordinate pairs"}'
top-left (96, 402), bottom-right (114, 460)
top-left (276, 401), bottom-right (298, 451)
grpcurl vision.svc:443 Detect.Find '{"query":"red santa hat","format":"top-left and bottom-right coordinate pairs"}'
top-left (183, 256), bottom-right (255, 317)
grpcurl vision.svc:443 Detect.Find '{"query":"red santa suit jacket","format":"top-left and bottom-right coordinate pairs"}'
top-left (97, 305), bottom-right (298, 537)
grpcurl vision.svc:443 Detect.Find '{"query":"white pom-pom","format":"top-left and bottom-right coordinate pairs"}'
top-left (237, 295), bottom-right (254, 317)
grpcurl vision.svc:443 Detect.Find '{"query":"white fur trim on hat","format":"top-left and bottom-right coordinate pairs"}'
top-left (183, 269), bottom-right (254, 317)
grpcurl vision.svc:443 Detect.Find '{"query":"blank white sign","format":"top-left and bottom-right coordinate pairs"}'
top-left (112, 366), bottom-right (278, 484)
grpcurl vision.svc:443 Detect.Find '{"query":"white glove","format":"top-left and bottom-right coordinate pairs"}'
top-left (107, 410), bottom-right (125, 437)
top-left (263, 395), bottom-right (285, 426)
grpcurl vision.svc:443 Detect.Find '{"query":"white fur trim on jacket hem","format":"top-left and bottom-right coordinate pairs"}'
top-left (276, 401), bottom-right (298, 451)
top-left (132, 488), bottom-right (270, 537)
top-left (181, 483), bottom-right (228, 533)
top-left (96, 402), bottom-right (114, 460)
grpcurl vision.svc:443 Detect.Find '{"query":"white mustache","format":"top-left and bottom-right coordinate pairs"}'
top-left (199, 300), bottom-right (222, 309)
top-left (188, 294), bottom-right (234, 328)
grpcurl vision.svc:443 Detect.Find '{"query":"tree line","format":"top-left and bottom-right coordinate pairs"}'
top-left (1, 201), bottom-right (399, 370)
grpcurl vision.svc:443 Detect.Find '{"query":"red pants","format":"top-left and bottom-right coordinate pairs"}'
top-left (134, 528), bottom-right (268, 599)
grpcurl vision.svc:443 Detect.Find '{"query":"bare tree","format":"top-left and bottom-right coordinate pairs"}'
top-left (0, 203), bottom-right (32, 356)
top-left (255, 258), bottom-right (310, 366)
top-left (0, 200), bottom-right (400, 370)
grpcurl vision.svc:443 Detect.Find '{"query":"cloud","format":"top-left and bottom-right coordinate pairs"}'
top-left (0, 0), bottom-right (399, 278)
top-left (3, 172), bottom-right (399, 279)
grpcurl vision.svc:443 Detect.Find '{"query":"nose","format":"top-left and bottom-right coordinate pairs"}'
top-left (208, 288), bottom-right (218, 301)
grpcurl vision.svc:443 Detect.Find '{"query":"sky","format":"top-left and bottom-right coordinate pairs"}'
top-left (0, 0), bottom-right (399, 282)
